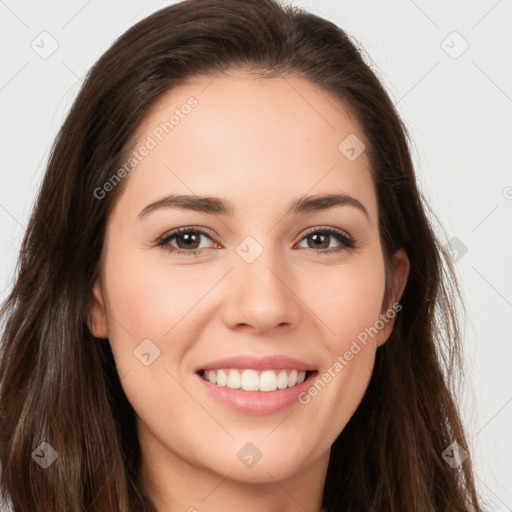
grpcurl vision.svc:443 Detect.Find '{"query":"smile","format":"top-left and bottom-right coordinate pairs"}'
top-left (201, 368), bottom-right (312, 392)
top-left (196, 368), bottom-right (318, 415)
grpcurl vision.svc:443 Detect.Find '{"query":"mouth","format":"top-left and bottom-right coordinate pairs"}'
top-left (195, 367), bottom-right (318, 415)
top-left (196, 368), bottom-right (317, 392)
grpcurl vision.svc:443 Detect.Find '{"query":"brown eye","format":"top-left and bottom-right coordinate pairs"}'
top-left (306, 232), bottom-right (330, 249)
top-left (172, 231), bottom-right (202, 250)
top-left (297, 228), bottom-right (355, 254)
top-left (157, 227), bottom-right (217, 256)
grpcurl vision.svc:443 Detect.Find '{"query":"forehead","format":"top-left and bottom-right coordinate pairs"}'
top-left (113, 70), bottom-right (377, 224)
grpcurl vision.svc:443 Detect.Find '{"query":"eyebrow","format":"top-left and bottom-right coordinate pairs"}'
top-left (138, 193), bottom-right (370, 222)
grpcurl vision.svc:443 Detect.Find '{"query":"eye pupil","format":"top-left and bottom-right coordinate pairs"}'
top-left (309, 233), bottom-right (329, 249)
top-left (177, 232), bottom-right (200, 249)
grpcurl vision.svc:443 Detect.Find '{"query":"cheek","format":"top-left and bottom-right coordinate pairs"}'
top-left (101, 247), bottom-right (227, 392)
top-left (301, 254), bottom-right (387, 352)
top-left (100, 250), bottom-right (203, 425)
top-left (103, 249), bottom-right (210, 341)
top-left (296, 262), bottom-right (386, 441)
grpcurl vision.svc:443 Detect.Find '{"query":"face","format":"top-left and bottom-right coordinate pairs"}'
top-left (89, 70), bottom-right (409, 487)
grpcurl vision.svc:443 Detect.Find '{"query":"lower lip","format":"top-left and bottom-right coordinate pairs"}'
top-left (196, 371), bottom-right (317, 415)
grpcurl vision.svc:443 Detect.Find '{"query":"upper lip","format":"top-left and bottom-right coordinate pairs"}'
top-left (196, 355), bottom-right (316, 372)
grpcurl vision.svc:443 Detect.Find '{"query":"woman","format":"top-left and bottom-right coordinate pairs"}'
top-left (0, 0), bottom-right (484, 510)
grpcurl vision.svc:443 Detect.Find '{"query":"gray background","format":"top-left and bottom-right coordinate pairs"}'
top-left (0, 0), bottom-right (511, 510)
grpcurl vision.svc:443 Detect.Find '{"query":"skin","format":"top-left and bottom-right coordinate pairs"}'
top-left (88, 69), bottom-right (409, 512)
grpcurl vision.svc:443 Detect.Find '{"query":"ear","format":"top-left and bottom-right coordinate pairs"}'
top-left (87, 278), bottom-right (109, 339)
top-left (376, 248), bottom-right (410, 348)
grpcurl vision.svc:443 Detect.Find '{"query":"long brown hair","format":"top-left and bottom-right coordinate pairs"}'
top-left (0, 0), bottom-right (484, 510)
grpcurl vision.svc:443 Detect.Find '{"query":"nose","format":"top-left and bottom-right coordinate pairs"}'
top-left (220, 246), bottom-right (302, 335)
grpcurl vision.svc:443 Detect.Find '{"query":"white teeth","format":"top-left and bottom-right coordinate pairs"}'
top-left (227, 369), bottom-right (241, 389)
top-left (241, 369), bottom-right (259, 391)
top-left (202, 368), bottom-right (310, 392)
top-left (205, 370), bottom-right (217, 384)
top-left (216, 369), bottom-right (228, 387)
top-left (260, 370), bottom-right (277, 392)
top-left (276, 369), bottom-right (288, 389)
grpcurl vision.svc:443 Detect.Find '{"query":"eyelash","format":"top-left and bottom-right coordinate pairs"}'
top-left (156, 226), bottom-right (357, 257)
